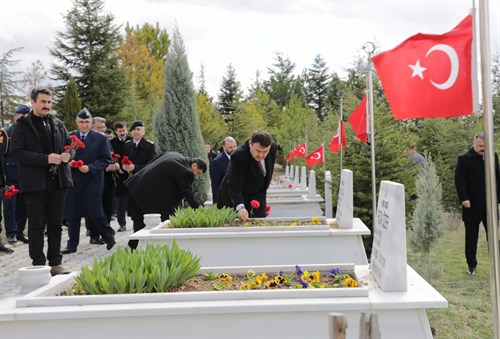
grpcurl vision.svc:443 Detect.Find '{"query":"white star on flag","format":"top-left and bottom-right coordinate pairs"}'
top-left (409, 59), bottom-right (427, 79)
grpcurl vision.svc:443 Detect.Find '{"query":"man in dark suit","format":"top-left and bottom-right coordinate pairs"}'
top-left (455, 132), bottom-right (500, 275)
top-left (210, 136), bottom-right (236, 204)
top-left (110, 121), bottom-right (132, 232)
top-left (11, 88), bottom-right (73, 275)
top-left (125, 152), bottom-right (206, 249)
top-left (217, 130), bottom-right (278, 221)
top-left (62, 108), bottom-right (116, 253)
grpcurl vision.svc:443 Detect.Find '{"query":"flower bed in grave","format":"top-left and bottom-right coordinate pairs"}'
top-left (59, 243), bottom-right (364, 297)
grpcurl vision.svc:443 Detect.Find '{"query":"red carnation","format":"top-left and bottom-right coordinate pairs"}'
top-left (250, 200), bottom-right (260, 209)
top-left (3, 185), bottom-right (19, 200)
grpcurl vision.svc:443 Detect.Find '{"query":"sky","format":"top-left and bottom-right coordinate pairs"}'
top-left (1, 0), bottom-right (499, 99)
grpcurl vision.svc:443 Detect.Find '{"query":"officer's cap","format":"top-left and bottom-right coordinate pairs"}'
top-left (77, 107), bottom-right (92, 120)
top-left (129, 120), bottom-right (145, 131)
top-left (15, 104), bottom-right (30, 115)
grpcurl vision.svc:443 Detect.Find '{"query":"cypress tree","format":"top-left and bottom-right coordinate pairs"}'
top-left (153, 25), bottom-right (208, 201)
top-left (61, 76), bottom-right (81, 132)
top-left (409, 154), bottom-right (445, 282)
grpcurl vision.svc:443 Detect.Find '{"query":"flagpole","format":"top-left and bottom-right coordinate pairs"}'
top-left (363, 41), bottom-right (377, 231)
top-left (478, 1), bottom-right (500, 336)
top-left (339, 90), bottom-right (345, 176)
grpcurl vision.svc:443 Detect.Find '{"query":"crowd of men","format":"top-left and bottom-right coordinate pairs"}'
top-left (0, 87), bottom-right (279, 277)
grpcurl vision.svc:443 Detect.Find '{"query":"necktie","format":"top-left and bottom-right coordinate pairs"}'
top-left (81, 134), bottom-right (85, 142)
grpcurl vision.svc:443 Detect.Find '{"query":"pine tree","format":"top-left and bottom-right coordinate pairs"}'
top-left (263, 53), bottom-right (296, 109)
top-left (22, 60), bottom-right (48, 98)
top-left (305, 54), bottom-right (330, 121)
top-left (197, 63), bottom-right (209, 98)
top-left (61, 76), bottom-right (81, 132)
top-left (409, 154), bottom-right (445, 281)
top-left (153, 25), bottom-right (208, 201)
top-left (50, 0), bottom-right (127, 120)
top-left (217, 64), bottom-right (242, 130)
top-left (0, 47), bottom-right (24, 126)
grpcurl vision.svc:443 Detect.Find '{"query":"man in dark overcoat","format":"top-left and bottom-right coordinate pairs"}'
top-left (11, 88), bottom-right (73, 275)
top-left (217, 130), bottom-right (278, 221)
top-left (110, 121), bottom-right (132, 232)
top-left (125, 152), bottom-right (206, 249)
top-left (62, 109), bottom-right (116, 253)
top-left (454, 132), bottom-right (500, 275)
top-left (210, 136), bottom-right (236, 204)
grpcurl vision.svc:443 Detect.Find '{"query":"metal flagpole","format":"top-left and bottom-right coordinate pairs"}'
top-left (339, 90), bottom-right (345, 175)
top-left (305, 127), bottom-right (309, 154)
top-left (363, 41), bottom-right (377, 230)
top-left (477, 1), bottom-right (500, 336)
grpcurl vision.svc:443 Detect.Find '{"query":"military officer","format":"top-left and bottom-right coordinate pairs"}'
top-left (0, 104), bottom-right (29, 244)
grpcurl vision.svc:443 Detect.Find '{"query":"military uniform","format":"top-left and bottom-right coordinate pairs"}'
top-left (0, 123), bottom-right (28, 243)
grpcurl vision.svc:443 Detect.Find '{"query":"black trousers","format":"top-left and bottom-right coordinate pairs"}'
top-left (126, 194), bottom-right (171, 250)
top-left (23, 177), bottom-right (66, 266)
top-left (464, 219), bottom-right (488, 268)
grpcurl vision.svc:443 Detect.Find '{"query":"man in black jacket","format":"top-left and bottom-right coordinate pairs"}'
top-left (125, 152), bottom-right (206, 249)
top-left (217, 130), bottom-right (278, 221)
top-left (454, 132), bottom-right (500, 276)
top-left (110, 121), bottom-right (132, 232)
top-left (11, 88), bottom-right (73, 276)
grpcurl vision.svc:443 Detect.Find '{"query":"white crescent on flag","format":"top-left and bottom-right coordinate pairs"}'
top-left (311, 152), bottom-right (321, 160)
top-left (426, 44), bottom-right (459, 90)
top-left (298, 146), bottom-right (305, 155)
top-left (409, 44), bottom-right (459, 91)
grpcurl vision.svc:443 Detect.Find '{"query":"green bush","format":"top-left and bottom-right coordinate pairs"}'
top-left (169, 206), bottom-right (236, 228)
top-left (74, 241), bottom-right (201, 294)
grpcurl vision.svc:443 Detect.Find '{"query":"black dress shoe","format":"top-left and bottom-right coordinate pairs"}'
top-left (106, 239), bottom-right (116, 250)
top-left (90, 238), bottom-right (105, 245)
top-left (61, 248), bottom-right (77, 254)
top-left (117, 225), bottom-right (127, 232)
top-left (7, 236), bottom-right (17, 244)
top-left (0, 244), bottom-right (14, 254)
top-left (17, 235), bottom-right (29, 244)
top-left (467, 267), bottom-right (476, 275)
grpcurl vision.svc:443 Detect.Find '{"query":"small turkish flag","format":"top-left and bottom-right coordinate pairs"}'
top-left (348, 94), bottom-right (368, 144)
top-left (287, 143), bottom-right (307, 161)
top-left (372, 14), bottom-right (476, 119)
top-left (305, 145), bottom-right (324, 168)
top-left (329, 121), bottom-right (346, 153)
top-left (294, 143), bottom-right (307, 157)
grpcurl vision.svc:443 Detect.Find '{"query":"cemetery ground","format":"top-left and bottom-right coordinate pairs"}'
top-left (408, 212), bottom-right (493, 339)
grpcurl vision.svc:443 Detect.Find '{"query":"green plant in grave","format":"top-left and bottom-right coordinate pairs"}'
top-left (169, 206), bottom-right (236, 228)
top-left (74, 241), bottom-right (201, 294)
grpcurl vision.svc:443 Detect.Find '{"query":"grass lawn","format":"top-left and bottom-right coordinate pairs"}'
top-left (407, 213), bottom-right (494, 338)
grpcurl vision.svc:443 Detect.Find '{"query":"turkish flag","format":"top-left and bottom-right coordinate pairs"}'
top-left (348, 94), bottom-right (368, 144)
top-left (372, 15), bottom-right (476, 119)
top-left (294, 143), bottom-right (307, 157)
top-left (287, 143), bottom-right (307, 161)
top-left (304, 145), bottom-right (324, 168)
top-left (329, 120), bottom-right (346, 153)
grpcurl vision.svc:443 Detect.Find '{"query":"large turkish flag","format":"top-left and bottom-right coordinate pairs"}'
top-left (372, 15), bottom-right (475, 119)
